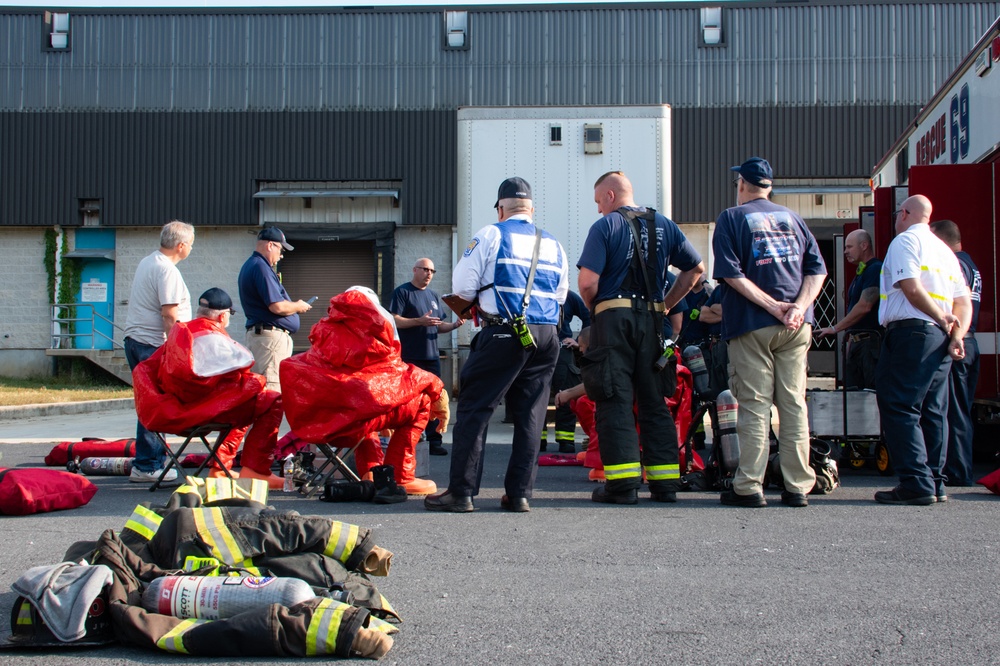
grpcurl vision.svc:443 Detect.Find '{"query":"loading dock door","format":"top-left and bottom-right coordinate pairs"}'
top-left (277, 240), bottom-right (377, 351)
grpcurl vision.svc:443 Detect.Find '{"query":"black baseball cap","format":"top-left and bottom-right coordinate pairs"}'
top-left (257, 226), bottom-right (294, 251)
top-left (730, 157), bottom-right (774, 187)
top-left (199, 287), bottom-right (236, 312)
top-left (494, 176), bottom-right (533, 208)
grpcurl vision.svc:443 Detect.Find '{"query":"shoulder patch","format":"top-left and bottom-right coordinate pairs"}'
top-left (463, 237), bottom-right (480, 257)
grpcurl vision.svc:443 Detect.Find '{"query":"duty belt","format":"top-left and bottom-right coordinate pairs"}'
top-left (479, 313), bottom-right (510, 327)
top-left (249, 323), bottom-right (290, 335)
top-left (594, 297), bottom-right (666, 316)
top-left (848, 331), bottom-right (874, 342)
top-left (885, 318), bottom-right (936, 331)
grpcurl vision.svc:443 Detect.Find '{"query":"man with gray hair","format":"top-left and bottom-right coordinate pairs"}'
top-left (123, 220), bottom-right (194, 485)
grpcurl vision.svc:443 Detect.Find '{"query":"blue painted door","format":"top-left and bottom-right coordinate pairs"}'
top-left (73, 229), bottom-right (116, 350)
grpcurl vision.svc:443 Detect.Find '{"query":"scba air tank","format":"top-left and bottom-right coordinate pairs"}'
top-left (682, 346), bottom-right (710, 397)
top-left (715, 390), bottom-right (740, 475)
top-left (67, 456), bottom-right (133, 476)
top-left (141, 575), bottom-right (315, 620)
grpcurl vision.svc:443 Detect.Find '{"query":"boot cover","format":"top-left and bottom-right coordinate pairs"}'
top-left (238, 467), bottom-right (284, 490)
top-left (321, 480), bottom-right (376, 503)
top-left (401, 478), bottom-right (437, 496)
top-left (360, 545), bottom-right (393, 577)
top-left (350, 626), bottom-right (394, 660)
top-left (371, 465), bottom-right (407, 505)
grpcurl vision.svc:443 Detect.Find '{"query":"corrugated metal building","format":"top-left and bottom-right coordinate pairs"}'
top-left (0, 1), bottom-right (997, 376)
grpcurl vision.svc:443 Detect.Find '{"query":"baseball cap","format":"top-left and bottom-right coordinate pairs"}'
top-left (494, 176), bottom-right (533, 209)
top-left (730, 157), bottom-right (774, 187)
top-left (257, 226), bottom-right (294, 251)
top-left (199, 287), bottom-right (236, 312)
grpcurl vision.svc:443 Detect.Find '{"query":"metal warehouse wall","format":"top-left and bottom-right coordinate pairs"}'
top-left (0, 2), bottom-right (997, 112)
top-left (675, 104), bottom-right (921, 221)
top-left (0, 110), bottom-right (455, 227)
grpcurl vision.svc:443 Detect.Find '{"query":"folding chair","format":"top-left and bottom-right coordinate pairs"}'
top-left (297, 437), bottom-right (366, 498)
top-left (150, 422), bottom-right (236, 492)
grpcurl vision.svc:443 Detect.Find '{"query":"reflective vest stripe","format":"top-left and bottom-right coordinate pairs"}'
top-left (305, 598), bottom-right (349, 656)
top-left (644, 463), bottom-right (680, 480)
top-left (156, 618), bottom-right (208, 654)
top-left (124, 505), bottom-right (163, 541)
top-left (175, 477), bottom-right (269, 505)
top-left (323, 521), bottom-right (360, 564)
top-left (604, 462), bottom-right (641, 480)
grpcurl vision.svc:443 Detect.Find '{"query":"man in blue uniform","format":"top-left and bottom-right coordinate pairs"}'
top-left (541, 290), bottom-right (591, 453)
top-left (816, 229), bottom-right (882, 389)
top-left (874, 196), bottom-right (971, 505)
top-left (389, 258), bottom-right (465, 456)
top-left (237, 227), bottom-right (313, 392)
top-left (578, 171), bottom-right (704, 505)
top-left (713, 157), bottom-right (827, 508)
top-left (424, 177), bottom-right (569, 513)
top-left (930, 219), bottom-right (981, 488)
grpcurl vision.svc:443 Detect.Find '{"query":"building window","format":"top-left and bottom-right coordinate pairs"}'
top-left (443, 11), bottom-right (469, 50)
top-left (549, 125), bottom-right (562, 146)
top-left (79, 199), bottom-right (101, 226)
top-left (583, 124), bottom-right (603, 155)
top-left (43, 11), bottom-right (71, 51)
top-left (699, 7), bottom-right (724, 47)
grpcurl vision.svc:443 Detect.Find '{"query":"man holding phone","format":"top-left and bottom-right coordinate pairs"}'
top-left (389, 258), bottom-right (464, 455)
top-left (238, 226), bottom-right (313, 392)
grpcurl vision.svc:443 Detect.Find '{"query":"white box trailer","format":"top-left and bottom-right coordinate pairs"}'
top-left (455, 105), bottom-right (671, 343)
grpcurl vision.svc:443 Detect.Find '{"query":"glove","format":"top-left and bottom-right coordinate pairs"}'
top-left (431, 390), bottom-right (450, 434)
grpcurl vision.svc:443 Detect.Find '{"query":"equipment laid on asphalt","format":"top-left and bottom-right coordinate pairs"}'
top-left (0, 467), bottom-right (97, 516)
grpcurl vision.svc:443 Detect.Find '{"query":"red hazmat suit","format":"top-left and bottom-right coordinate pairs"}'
top-left (280, 289), bottom-right (444, 492)
top-left (132, 318), bottom-right (283, 476)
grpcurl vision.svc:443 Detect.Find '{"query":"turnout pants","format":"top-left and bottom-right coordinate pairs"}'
top-left (545, 347), bottom-right (581, 447)
top-left (448, 323), bottom-right (559, 499)
top-left (584, 306), bottom-right (679, 494)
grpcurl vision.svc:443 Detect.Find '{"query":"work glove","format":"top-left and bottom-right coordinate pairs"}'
top-left (431, 390), bottom-right (450, 434)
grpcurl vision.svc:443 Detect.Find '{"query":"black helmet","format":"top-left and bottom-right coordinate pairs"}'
top-left (0, 593), bottom-right (114, 651)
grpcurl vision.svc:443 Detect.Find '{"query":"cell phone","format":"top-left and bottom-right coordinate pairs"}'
top-left (306, 296), bottom-right (318, 305)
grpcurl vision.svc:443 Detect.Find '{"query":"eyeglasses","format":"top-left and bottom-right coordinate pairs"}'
top-left (733, 176), bottom-right (742, 186)
top-left (228, 309), bottom-right (236, 315)
top-left (416, 267), bottom-right (437, 274)
top-left (892, 208), bottom-right (909, 220)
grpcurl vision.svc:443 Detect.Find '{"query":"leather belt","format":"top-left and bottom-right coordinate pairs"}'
top-left (594, 298), bottom-right (666, 316)
top-left (885, 318), bottom-right (935, 331)
top-left (248, 323), bottom-right (290, 335)
top-left (848, 331), bottom-right (874, 342)
top-left (479, 313), bottom-right (510, 327)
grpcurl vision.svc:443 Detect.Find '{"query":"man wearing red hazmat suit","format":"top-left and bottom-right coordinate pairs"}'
top-left (132, 288), bottom-right (284, 486)
top-left (281, 286), bottom-right (448, 496)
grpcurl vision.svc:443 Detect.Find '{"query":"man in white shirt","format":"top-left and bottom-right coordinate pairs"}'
top-left (874, 195), bottom-right (971, 505)
top-left (122, 220), bottom-right (194, 485)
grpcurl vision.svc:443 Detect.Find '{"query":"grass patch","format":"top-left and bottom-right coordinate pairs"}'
top-left (0, 376), bottom-right (133, 407)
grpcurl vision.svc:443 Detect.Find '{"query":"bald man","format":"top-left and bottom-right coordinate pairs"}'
top-left (389, 257), bottom-right (465, 455)
top-left (577, 170), bottom-right (704, 505)
top-left (874, 195), bottom-right (972, 505)
top-left (817, 229), bottom-right (883, 389)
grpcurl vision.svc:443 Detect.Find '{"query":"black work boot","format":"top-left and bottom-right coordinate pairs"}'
top-left (321, 480), bottom-right (375, 503)
top-left (371, 465), bottom-right (407, 504)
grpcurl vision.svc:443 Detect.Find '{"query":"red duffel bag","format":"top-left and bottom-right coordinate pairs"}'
top-left (44, 439), bottom-right (136, 467)
top-left (0, 468), bottom-right (98, 516)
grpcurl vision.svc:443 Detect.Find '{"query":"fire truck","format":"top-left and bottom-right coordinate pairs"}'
top-left (865, 14), bottom-right (1000, 449)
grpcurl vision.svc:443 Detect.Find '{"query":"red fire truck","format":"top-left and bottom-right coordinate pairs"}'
top-left (865, 15), bottom-right (1000, 450)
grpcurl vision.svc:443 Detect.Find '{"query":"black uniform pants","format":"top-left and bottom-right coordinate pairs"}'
top-left (583, 305), bottom-right (679, 494)
top-left (845, 334), bottom-right (880, 390)
top-left (945, 336), bottom-right (980, 486)
top-left (448, 323), bottom-right (559, 499)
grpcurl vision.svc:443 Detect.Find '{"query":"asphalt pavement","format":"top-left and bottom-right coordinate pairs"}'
top-left (1, 405), bottom-right (999, 665)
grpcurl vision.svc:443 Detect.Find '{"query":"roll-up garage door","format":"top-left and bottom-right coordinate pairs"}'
top-left (278, 240), bottom-right (377, 351)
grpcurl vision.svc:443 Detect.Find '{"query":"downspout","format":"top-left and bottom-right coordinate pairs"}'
top-left (451, 224), bottom-right (459, 394)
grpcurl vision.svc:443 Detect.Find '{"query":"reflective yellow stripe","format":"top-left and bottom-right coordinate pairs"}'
top-left (205, 480), bottom-right (219, 504)
top-left (174, 483), bottom-right (198, 495)
top-left (16, 600), bottom-right (32, 625)
top-left (156, 618), bottom-right (209, 654)
top-left (604, 462), bottom-right (641, 481)
top-left (192, 507), bottom-right (245, 565)
top-left (124, 505), bottom-right (163, 541)
top-left (305, 598), bottom-right (349, 656)
top-left (879, 294), bottom-right (887, 300)
top-left (323, 521), bottom-right (360, 564)
top-left (926, 291), bottom-right (951, 303)
top-left (367, 615), bottom-right (400, 635)
top-left (644, 463), bottom-right (680, 480)
top-left (554, 430), bottom-right (575, 440)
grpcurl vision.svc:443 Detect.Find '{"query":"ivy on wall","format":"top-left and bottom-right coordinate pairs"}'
top-left (42, 228), bottom-right (81, 342)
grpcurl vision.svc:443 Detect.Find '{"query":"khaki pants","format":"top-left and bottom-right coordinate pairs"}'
top-left (728, 323), bottom-right (815, 495)
top-left (245, 328), bottom-right (293, 392)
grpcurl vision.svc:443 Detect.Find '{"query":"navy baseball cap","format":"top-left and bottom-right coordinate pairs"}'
top-left (199, 287), bottom-right (236, 312)
top-left (494, 176), bottom-right (533, 208)
top-left (730, 157), bottom-right (774, 187)
top-left (258, 226), bottom-right (294, 251)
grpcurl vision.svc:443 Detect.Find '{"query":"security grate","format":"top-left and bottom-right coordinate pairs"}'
top-left (811, 279), bottom-right (837, 351)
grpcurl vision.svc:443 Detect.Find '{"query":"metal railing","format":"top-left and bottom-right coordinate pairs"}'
top-left (51, 303), bottom-right (125, 350)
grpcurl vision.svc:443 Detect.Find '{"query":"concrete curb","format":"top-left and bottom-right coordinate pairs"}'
top-left (0, 398), bottom-right (134, 421)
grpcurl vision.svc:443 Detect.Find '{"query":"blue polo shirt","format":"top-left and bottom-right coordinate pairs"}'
top-left (577, 207), bottom-right (701, 304)
top-left (237, 251), bottom-right (300, 334)
top-left (712, 198), bottom-right (826, 341)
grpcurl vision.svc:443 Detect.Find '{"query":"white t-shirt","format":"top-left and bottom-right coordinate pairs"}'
top-left (124, 251), bottom-right (192, 347)
top-left (878, 223), bottom-right (969, 326)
